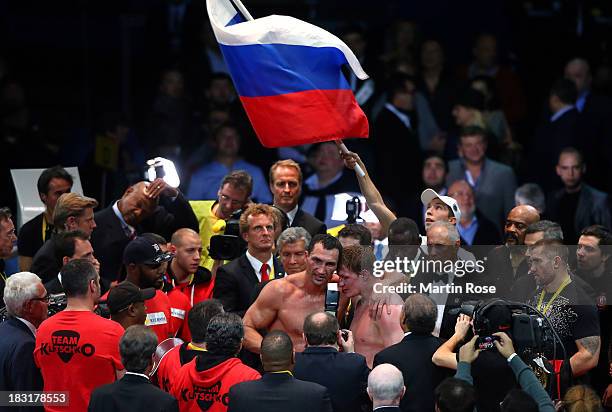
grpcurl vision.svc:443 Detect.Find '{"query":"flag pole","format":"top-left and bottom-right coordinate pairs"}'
top-left (230, 0), bottom-right (254, 21)
top-left (335, 140), bottom-right (366, 177)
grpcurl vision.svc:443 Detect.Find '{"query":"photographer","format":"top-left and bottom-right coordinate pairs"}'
top-left (432, 303), bottom-right (517, 411)
top-left (189, 170), bottom-right (252, 272)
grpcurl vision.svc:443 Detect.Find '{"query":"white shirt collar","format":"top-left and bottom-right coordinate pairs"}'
top-left (246, 251), bottom-right (274, 282)
top-left (286, 205), bottom-right (299, 225)
top-left (403, 331), bottom-right (412, 337)
top-left (384, 103), bottom-right (412, 129)
top-left (550, 105), bottom-right (574, 122)
top-left (112, 201), bottom-right (135, 233)
top-left (16, 317), bottom-right (37, 336)
top-left (124, 371), bottom-right (150, 380)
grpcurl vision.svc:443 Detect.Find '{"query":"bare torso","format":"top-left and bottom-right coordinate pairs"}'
top-left (349, 294), bottom-right (404, 368)
top-left (267, 273), bottom-right (326, 352)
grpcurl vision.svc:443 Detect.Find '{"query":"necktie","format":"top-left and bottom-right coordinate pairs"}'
top-left (375, 242), bottom-right (384, 261)
top-left (260, 263), bottom-right (270, 282)
top-left (314, 196), bottom-right (327, 222)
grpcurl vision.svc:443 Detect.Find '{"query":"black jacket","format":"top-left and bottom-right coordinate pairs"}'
top-left (88, 373), bottom-right (178, 412)
top-left (213, 254), bottom-right (284, 317)
top-left (291, 209), bottom-right (327, 237)
top-left (228, 372), bottom-right (333, 412)
top-left (90, 193), bottom-right (198, 281)
top-left (294, 347), bottom-right (370, 412)
top-left (30, 237), bottom-right (59, 284)
top-left (374, 333), bottom-right (450, 412)
top-left (0, 318), bottom-right (44, 412)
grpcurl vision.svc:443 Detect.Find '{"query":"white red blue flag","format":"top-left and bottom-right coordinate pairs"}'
top-left (206, 0), bottom-right (370, 148)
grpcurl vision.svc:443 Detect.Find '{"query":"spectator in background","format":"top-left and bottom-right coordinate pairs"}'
top-left (528, 78), bottom-right (580, 191)
top-left (34, 260), bottom-right (125, 412)
top-left (91, 178), bottom-right (198, 282)
top-left (269, 159), bottom-right (327, 237)
top-left (367, 364), bottom-right (405, 412)
top-left (148, 69), bottom-right (196, 159)
top-left (372, 73), bottom-right (423, 209)
top-left (0, 208), bottom-right (17, 306)
top-left (447, 126), bottom-right (517, 231)
top-left (187, 123), bottom-right (271, 203)
top-left (276, 227), bottom-right (311, 276)
top-left (547, 147), bottom-right (611, 244)
top-left (560, 385), bottom-right (602, 412)
top-left (434, 378), bottom-right (475, 412)
top-left (301, 142), bottom-right (360, 228)
top-left (363, 211), bottom-right (388, 261)
top-left (515, 183), bottom-right (546, 216)
top-left (0, 272), bottom-right (47, 398)
top-left (88, 325), bottom-right (179, 412)
top-left (374, 294), bottom-right (450, 412)
top-left (18, 166), bottom-right (72, 272)
top-left (293, 312), bottom-right (369, 412)
top-left (44, 230), bottom-right (103, 295)
top-left (228, 331), bottom-right (333, 412)
top-left (463, 33), bottom-right (526, 126)
top-left (31, 193), bottom-right (98, 284)
top-left (448, 180), bottom-right (501, 251)
top-left (417, 39), bottom-right (457, 135)
top-left (340, 25), bottom-right (377, 113)
top-left (338, 224), bottom-right (373, 248)
top-left (407, 154), bottom-right (448, 232)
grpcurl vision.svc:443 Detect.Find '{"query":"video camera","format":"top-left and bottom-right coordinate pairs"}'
top-left (0, 293), bottom-right (67, 323)
top-left (346, 196), bottom-right (361, 224)
top-left (208, 209), bottom-right (247, 261)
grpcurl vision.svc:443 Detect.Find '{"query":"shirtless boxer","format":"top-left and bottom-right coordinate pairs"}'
top-left (242, 234), bottom-right (342, 353)
top-left (338, 245), bottom-right (404, 367)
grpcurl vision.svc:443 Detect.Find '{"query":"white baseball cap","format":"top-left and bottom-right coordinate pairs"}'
top-left (420, 188), bottom-right (462, 223)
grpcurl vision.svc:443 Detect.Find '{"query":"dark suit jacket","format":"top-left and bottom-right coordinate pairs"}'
top-left (460, 210), bottom-right (502, 260)
top-left (374, 333), bottom-right (449, 412)
top-left (547, 184), bottom-right (611, 243)
top-left (213, 254), bottom-right (284, 317)
top-left (228, 372), bottom-right (333, 412)
top-left (30, 237), bottom-right (59, 284)
top-left (90, 193), bottom-right (198, 281)
top-left (0, 318), bottom-right (44, 412)
top-left (88, 373), bottom-right (178, 412)
top-left (294, 347), bottom-right (369, 412)
top-left (291, 209), bottom-right (327, 237)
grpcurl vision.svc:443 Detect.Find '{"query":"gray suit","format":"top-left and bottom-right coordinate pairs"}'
top-left (447, 158), bottom-right (517, 231)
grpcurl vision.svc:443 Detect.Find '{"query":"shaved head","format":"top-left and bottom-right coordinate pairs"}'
top-left (504, 205), bottom-right (540, 246)
top-left (171, 228), bottom-right (200, 247)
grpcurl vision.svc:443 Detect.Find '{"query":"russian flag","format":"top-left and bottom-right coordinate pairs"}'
top-left (206, 0), bottom-right (370, 148)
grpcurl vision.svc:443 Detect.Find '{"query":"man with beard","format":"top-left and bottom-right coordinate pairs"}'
top-left (123, 236), bottom-right (174, 343)
top-left (547, 147), bottom-right (611, 244)
top-left (243, 234), bottom-right (342, 353)
top-left (486, 205), bottom-right (540, 298)
top-left (527, 239), bottom-right (600, 385)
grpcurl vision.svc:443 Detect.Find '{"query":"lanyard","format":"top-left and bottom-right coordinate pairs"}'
top-left (42, 216), bottom-right (48, 242)
top-left (270, 370), bottom-right (293, 377)
top-left (537, 276), bottom-right (572, 314)
top-left (0, 271), bottom-right (6, 283)
top-left (187, 343), bottom-right (207, 352)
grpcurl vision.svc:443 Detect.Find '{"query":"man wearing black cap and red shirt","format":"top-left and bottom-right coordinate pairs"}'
top-left (122, 236), bottom-right (175, 343)
top-left (107, 281), bottom-right (156, 330)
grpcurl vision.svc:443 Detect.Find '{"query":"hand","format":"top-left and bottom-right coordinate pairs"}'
top-left (339, 149), bottom-right (364, 172)
top-left (368, 294), bottom-right (392, 321)
top-left (146, 178), bottom-right (178, 199)
top-left (603, 383), bottom-right (612, 408)
top-left (338, 329), bottom-right (355, 353)
top-left (493, 332), bottom-right (516, 359)
top-left (459, 335), bottom-right (481, 364)
top-left (454, 314), bottom-right (471, 339)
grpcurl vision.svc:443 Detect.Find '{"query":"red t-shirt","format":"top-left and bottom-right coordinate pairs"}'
top-left (170, 356), bottom-right (260, 412)
top-left (156, 343), bottom-right (204, 392)
top-left (167, 289), bottom-right (192, 341)
top-left (34, 310), bottom-right (124, 412)
top-left (145, 290), bottom-right (174, 343)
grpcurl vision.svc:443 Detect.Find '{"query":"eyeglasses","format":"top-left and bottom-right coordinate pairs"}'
top-left (31, 294), bottom-right (50, 303)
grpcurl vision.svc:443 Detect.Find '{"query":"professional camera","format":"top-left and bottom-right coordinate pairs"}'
top-left (208, 209), bottom-right (247, 261)
top-left (0, 292), bottom-right (67, 322)
top-left (346, 196), bottom-right (361, 224)
top-left (324, 283), bottom-right (339, 315)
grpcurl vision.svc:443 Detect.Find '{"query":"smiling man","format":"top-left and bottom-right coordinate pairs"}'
top-left (243, 234), bottom-right (342, 353)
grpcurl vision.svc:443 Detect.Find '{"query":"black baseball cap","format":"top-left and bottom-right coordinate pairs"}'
top-left (123, 236), bottom-right (172, 265)
top-left (106, 281), bottom-right (155, 314)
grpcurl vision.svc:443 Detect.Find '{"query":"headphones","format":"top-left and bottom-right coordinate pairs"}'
top-left (472, 298), bottom-right (510, 336)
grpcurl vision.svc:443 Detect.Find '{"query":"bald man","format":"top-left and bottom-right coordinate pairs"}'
top-left (91, 178), bottom-right (198, 281)
top-left (486, 205), bottom-right (540, 297)
top-left (367, 364), bottom-right (405, 411)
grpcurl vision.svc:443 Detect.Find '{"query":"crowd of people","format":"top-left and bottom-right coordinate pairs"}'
top-left (1, 6), bottom-right (612, 412)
